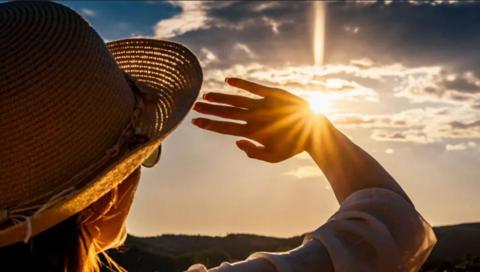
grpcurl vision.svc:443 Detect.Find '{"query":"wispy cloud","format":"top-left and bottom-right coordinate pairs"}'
top-left (284, 166), bottom-right (323, 179)
top-left (445, 141), bottom-right (477, 151)
top-left (233, 43), bottom-right (257, 59)
top-left (396, 70), bottom-right (480, 104)
top-left (202, 63), bottom-right (379, 102)
top-left (201, 61), bottom-right (478, 105)
top-left (154, 1), bottom-right (210, 39)
top-left (338, 105), bottom-right (479, 145)
top-left (262, 16), bottom-right (280, 34)
top-left (371, 129), bottom-right (434, 144)
top-left (199, 48), bottom-right (218, 67)
top-left (80, 8), bottom-right (96, 17)
top-left (371, 120), bottom-right (480, 144)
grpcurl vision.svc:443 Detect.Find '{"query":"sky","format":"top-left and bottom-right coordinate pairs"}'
top-left (63, 0), bottom-right (480, 238)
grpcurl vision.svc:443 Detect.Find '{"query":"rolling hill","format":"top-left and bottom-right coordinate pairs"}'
top-left (105, 223), bottom-right (480, 272)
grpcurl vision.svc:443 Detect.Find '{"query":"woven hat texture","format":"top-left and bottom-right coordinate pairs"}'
top-left (0, 1), bottom-right (202, 246)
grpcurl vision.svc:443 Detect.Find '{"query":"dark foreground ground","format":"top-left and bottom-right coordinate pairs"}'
top-left (104, 223), bottom-right (480, 272)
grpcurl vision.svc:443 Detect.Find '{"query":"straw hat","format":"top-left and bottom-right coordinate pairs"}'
top-left (0, 1), bottom-right (202, 246)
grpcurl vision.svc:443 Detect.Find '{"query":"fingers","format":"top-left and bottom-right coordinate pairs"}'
top-left (192, 118), bottom-right (246, 137)
top-left (203, 92), bottom-right (261, 109)
top-left (226, 77), bottom-right (280, 97)
top-left (194, 102), bottom-right (249, 120)
top-left (236, 140), bottom-right (277, 163)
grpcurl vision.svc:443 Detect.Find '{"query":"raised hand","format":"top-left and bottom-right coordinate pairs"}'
top-left (192, 77), bottom-right (322, 163)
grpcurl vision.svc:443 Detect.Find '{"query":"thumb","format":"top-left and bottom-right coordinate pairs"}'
top-left (236, 140), bottom-right (276, 162)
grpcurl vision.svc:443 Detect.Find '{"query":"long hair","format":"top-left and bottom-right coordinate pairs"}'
top-left (0, 169), bottom-right (140, 272)
top-left (0, 214), bottom-right (101, 271)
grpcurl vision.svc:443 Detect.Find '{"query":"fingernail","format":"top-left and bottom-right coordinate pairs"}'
top-left (192, 118), bottom-right (206, 127)
top-left (225, 77), bottom-right (230, 84)
top-left (193, 103), bottom-right (201, 111)
top-left (236, 140), bottom-right (248, 148)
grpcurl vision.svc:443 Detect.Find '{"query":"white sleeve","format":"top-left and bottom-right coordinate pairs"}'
top-left (301, 188), bottom-right (436, 272)
top-left (187, 188), bottom-right (436, 272)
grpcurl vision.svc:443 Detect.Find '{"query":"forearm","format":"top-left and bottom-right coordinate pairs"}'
top-left (209, 240), bottom-right (332, 272)
top-left (306, 116), bottom-right (411, 204)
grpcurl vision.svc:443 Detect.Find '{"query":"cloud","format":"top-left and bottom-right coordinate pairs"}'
top-left (262, 16), bottom-right (281, 34)
top-left (445, 143), bottom-right (467, 151)
top-left (284, 166), bottom-right (323, 179)
top-left (153, 1), bottom-right (480, 81)
top-left (395, 70), bottom-right (480, 104)
top-left (201, 58), bottom-right (480, 107)
top-left (165, 1), bottom-right (312, 67)
top-left (312, 62), bottom-right (480, 105)
top-left (356, 106), bottom-right (479, 144)
top-left (439, 120), bottom-right (480, 139)
top-left (344, 25), bottom-right (360, 34)
top-left (252, 2), bottom-right (281, 12)
top-left (370, 114), bottom-right (480, 144)
top-left (448, 120), bottom-right (480, 130)
top-left (199, 48), bottom-right (218, 67)
top-left (350, 58), bottom-right (374, 67)
top-left (154, 1), bottom-right (210, 39)
top-left (371, 129), bottom-right (435, 144)
top-left (331, 107), bottom-right (458, 129)
top-left (234, 43), bottom-right (257, 59)
top-left (206, 1), bottom-right (302, 30)
top-left (332, 114), bottom-right (409, 128)
top-left (445, 141), bottom-right (477, 151)
top-left (300, 62), bottom-right (480, 105)
top-left (202, 63), bottom-right (379, 102)
top-left (205, 61), bottom-right (469, 104)
top-left (80, 8), bottom-right (96, 17)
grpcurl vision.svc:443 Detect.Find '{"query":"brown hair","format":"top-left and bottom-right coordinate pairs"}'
top-left (0, 214), bottom-right (99, 271)
top-left (0, 173), bottom-right (137, 272)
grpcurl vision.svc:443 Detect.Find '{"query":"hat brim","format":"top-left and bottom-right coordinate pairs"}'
top-left (107, 38), bottom-right (203, 139)
top-left (0, 39), bottom-right (202, 246)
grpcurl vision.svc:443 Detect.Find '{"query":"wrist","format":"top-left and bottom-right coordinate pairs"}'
top-left (304, 114), bottom-right (334, 155)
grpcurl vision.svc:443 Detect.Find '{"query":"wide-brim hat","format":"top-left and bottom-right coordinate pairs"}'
top-left (0, 1), bottom-right (202, 246)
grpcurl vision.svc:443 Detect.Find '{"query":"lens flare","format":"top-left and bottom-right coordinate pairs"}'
top-left (313, 2), bottom-right (326, 66)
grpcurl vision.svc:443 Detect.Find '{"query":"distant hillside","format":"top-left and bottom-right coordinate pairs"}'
top-left (422, 223), bottom-right (480, 271)
top-left (105, 223), bottom-right (480, 272)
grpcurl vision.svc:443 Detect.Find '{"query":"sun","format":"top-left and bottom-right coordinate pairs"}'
top-left (308, 92), bottom-right (331, 115)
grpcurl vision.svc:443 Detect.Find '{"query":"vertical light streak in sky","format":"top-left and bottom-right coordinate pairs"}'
top-left (313, 2), bottom-right (326, 66)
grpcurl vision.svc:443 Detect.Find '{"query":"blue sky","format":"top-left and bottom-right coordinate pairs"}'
top-left (62, 0), bottom-right (480, 237)
top-left (64, 1), bottom-right (180, 40)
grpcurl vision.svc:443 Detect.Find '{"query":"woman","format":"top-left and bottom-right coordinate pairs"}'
top-left (0, 1), bottom-right (435, 272)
